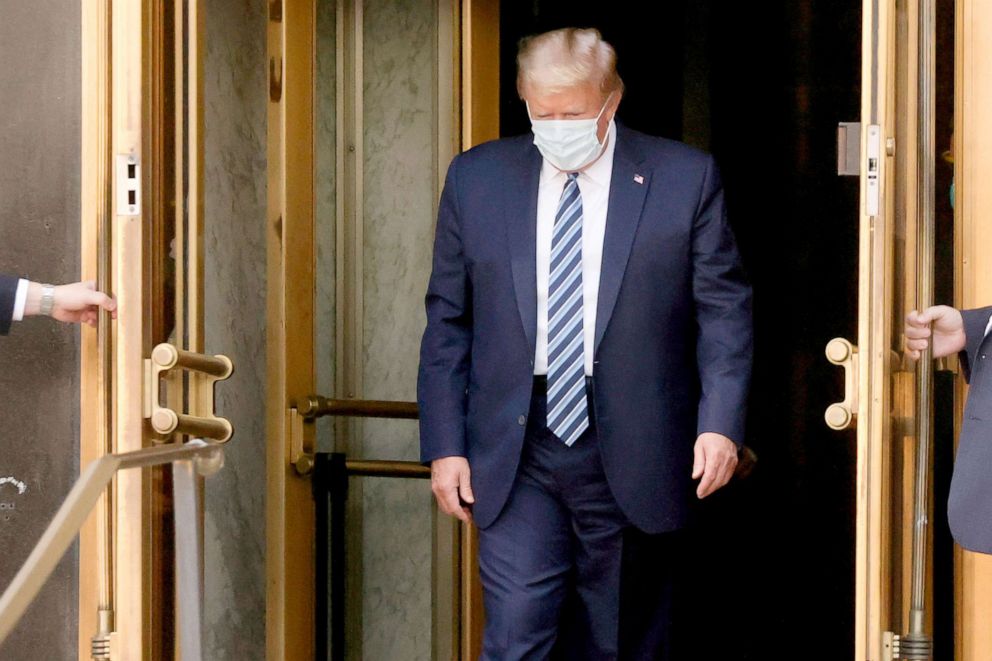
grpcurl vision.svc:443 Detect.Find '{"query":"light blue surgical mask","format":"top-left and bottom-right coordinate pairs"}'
top-left (527, 94), bottom-right (613, 172)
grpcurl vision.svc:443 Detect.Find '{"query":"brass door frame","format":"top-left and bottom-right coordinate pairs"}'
top-left (79, 1), bottom-right (114, 656)
top-left (80, 1), bottom-right (206, 658)
top-left (80, 1), bottom-right (156, 657)
top-left (853, 0), bottom-right (946, 654)
top-left (854, 1), bottom-right (992, 659)
top-left (854, 0), bottom-right (894, 661)
top-left (265, 1), bottom-right (317, 658)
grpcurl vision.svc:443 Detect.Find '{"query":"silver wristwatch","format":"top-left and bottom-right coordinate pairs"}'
top-left (40, 284), bottom-right (55, 317)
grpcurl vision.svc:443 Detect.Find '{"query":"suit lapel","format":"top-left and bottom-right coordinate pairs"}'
top-left (506, 142), bottom-right (543, 356)
top-left (595, 126), bottom-right (651, 352)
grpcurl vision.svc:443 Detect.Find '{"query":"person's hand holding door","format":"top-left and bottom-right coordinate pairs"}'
top-left (905, 305), bottom-right (966, 360)
top-left (24, 280), bottom-right (117, 327)
top-left (430, 456), bottom-right (474, 523)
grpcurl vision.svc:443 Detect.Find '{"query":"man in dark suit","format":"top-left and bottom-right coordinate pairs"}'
top-left (418, 28), bottom-right (753, 659)
top-left (906, 305), bottom-right (992, 554)
top-left (1, 274), bottom-right (116, 335)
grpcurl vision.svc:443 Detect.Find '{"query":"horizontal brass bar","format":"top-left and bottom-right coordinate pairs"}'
top-left (151, 408), bottom-right (233, 442)
top-left (151, 343), bottom-right (233, 379)
top-left (298, 395), bottom-right (419, 421)
top-left (172, 414), bottom-right (233, 442)
top-left (345, 460), bottom-right (430, 479)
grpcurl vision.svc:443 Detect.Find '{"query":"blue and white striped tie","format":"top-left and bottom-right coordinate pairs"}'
top-left (546, 172), bottom-right (589, 447)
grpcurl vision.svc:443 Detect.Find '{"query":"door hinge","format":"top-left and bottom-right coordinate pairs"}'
top-left (882, 631), bottom-right (897, 661)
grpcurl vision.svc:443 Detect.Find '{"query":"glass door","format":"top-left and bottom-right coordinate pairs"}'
top-left (838, 0), bottom-right (952, 658)
top-left (78, 2), bottom-right (230, 658)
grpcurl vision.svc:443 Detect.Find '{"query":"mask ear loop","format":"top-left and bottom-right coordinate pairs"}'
top-left (596, 91), bottom-right (615, 123)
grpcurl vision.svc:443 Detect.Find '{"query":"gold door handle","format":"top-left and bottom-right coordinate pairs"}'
top-left (825, 338), bottom-right (859, 430)
top-left (144, 343), bottom-right (234, 442)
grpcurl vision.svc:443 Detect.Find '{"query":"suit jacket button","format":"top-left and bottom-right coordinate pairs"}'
top-left (518, 415), bottom-right (527, 426)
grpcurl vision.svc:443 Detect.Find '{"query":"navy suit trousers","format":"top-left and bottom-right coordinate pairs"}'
top-left (478, 378), bottom-right (686, 660)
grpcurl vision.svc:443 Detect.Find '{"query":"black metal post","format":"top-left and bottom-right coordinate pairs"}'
top-left (329, 453), bottom-right (348, 661)
top-left (313, 453), bottom-right (330, 661)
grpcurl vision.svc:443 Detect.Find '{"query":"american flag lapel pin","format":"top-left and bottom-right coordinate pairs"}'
top-left (633, 174), bottom-right (644, 184)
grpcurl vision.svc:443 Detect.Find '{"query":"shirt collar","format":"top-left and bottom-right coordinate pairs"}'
top-left (539, 119), bottom-right (617, 187)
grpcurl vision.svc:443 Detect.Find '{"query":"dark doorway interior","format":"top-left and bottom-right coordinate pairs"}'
top-left (501, 2), bottom-right (863, 658)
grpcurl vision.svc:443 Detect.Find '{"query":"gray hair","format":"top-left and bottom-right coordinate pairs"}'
top-left (516, 28), bottom-right (624, 99)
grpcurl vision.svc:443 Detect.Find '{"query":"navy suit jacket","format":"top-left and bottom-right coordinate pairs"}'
top-left (948, 306), bottom-right (992, 553)
top-left (0, 274), bottom-right (17, 335)
top-left (418, 125), bottom-right (753, 533)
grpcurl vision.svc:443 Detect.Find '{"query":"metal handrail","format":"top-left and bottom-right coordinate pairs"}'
top-left (0, 440), bottom-right (224, 656)
top-left (904, 0), bottom-right (937, 656)
top-left (345, 459), bottom-right (430, 479)
top-left (297, 396), bottom-right (419, 421)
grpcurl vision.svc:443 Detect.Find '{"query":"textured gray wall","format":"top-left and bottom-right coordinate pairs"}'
top-left (316, 0), bottom-right (337, 453)
top-left (203, 0), bottom-right (268, 659)
top-left (0, 1), bottom-right (81, 658)
top-left (359, 1), bottom-right (438, 657)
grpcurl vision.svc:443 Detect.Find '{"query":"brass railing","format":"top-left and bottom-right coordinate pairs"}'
top-left (902, 0), bottom-right (937, 657)
top-left (298, 396), bottom-right (419, 421)
top-left (0, 440), bottom-right (225, 658)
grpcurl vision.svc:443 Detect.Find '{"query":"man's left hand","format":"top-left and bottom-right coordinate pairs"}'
top-left (692, 432), bottom-right (739, 499)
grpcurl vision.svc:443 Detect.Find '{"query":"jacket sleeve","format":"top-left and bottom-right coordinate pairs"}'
top-left (959, 306), bottom-right (992, 384)
top-left (0, 274), bottom-right (18, 336)
top-left (691, 157), bottom-right (754, 446)
top-left (418, 155), bottom-right (473, 463)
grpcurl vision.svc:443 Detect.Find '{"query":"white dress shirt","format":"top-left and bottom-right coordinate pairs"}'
top-left (535, 120), bottom-right (616, 376)
top-left (985, 313), bottom-right (992, 339)
top-left (11, 279), bottom-right (28, 321)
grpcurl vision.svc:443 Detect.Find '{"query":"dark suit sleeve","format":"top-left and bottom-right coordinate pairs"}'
top-left (418, 155), bottom-right (472, 463)
top-left (959, 306), bottom-right (992, 383)
top-left (0, 274), bottom-right (19, 336)
top-left (691, 158), bottom-right (754, 446)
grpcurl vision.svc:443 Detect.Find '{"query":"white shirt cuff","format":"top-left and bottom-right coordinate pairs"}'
top-left (12, 279), bottom-right (28, 322)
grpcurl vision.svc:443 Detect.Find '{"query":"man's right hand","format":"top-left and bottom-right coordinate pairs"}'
top-left (431, 456), bottom-right (475, 523)
top-left (25, 280), bottom-right (117, 326)
top-left (905, 305), bottom-right (966, 360)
